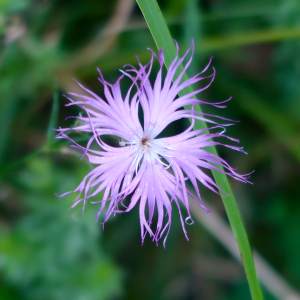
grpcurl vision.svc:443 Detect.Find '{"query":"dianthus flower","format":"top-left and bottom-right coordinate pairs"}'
top-left (56, 41), bottom-right (251, 246)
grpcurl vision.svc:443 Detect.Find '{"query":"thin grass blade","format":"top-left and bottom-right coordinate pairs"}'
top-left (47, 79), bottom-right (59, 147)
top-left (136, 1), bottom-right (264, 299)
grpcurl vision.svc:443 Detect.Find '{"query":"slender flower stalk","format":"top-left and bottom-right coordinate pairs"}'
top-left (56, 41), bottom-right (251, 246)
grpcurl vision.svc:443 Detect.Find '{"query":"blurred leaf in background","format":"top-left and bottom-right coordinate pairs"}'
top-left (0, 156), bottom-right (122, 300)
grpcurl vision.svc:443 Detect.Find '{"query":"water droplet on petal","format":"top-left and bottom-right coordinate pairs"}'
top-left (185, 216), bottom-right (194, 225)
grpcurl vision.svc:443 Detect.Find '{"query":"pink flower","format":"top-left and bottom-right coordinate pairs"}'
top-left (56, 41), bottom-right (251, 246)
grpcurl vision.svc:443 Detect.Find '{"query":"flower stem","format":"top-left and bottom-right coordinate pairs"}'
top-left (136, 0), bottom-right (264, 299)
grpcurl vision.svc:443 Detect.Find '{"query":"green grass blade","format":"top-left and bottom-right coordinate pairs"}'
top-left (183, 0), bottom-right (202, 76)
top-left (47, 79), bottom-right (59, 147)
top-left (136, 0), bottom-right (264, 299)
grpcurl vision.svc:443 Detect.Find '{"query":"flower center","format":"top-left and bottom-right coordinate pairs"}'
top-left (141, 137), bottom-right (148, 154)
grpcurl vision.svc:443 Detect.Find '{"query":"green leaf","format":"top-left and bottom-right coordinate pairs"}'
top-left (136, 1), bottom-right (264, 299)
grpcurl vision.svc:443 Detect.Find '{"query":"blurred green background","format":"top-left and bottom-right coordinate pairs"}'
top-left (1, 0), bottom-right (300, 299)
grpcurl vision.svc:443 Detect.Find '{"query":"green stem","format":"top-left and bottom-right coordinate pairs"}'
top-left (46, 79), bottom-right (59, 148)
top-left (136, 0), bottom-right (263, 299)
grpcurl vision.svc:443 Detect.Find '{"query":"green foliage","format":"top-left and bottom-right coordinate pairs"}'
top-left (0, 157), bottom-right (122, 300)
top-left (0, 0), bottom-right (300, 299)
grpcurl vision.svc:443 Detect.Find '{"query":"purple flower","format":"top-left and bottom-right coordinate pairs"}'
top-left (56, 41), bottom-right (251, 246)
